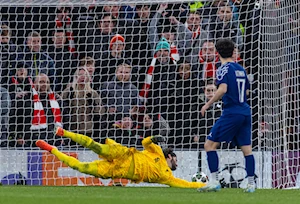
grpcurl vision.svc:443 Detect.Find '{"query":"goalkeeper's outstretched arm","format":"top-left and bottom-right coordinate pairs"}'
top-left (162, 176), bottom-right (207, 188)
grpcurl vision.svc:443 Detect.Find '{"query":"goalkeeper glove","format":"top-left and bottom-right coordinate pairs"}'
top-left (150, 135), bottom-right (166, 144)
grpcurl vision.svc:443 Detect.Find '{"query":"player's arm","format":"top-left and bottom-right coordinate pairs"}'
top-left (201, 83), bottom-right (227, 116)
top-left (142, 136), bottom-right (164, 154)
top-left (206, 83), bottom-right (227, 107)
top-left (161, 176), bottom-right (206, 188)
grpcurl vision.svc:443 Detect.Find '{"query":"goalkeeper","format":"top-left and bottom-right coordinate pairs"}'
top-left (36, 127), bottom-right (206, 188)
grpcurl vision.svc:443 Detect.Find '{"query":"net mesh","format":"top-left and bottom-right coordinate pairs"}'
top-left (0, 0), bottom-right (298, 188)
top-left (259, 0), bottom-right (300, 189)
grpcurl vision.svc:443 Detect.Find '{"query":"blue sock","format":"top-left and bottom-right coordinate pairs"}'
top-left (207, 151), bottom-right (219, 181)
top-left (245, 155), bottom-right (255, 185)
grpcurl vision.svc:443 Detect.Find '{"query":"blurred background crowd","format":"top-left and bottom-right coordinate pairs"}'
top-left (0, 0), bottom-right (298, 151)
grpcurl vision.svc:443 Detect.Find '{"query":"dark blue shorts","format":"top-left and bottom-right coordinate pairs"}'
top-left (207, 114), bottom-right (252, 147)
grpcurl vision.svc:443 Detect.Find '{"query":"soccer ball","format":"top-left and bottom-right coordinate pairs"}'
top-left (191, 172), bottom-right (209, 183)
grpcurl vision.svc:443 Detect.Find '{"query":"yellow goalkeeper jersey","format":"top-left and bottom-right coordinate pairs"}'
top-left (103, 137), bottom-right (206, 188)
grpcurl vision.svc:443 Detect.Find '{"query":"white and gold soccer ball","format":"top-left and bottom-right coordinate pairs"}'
top-left (191, 172), bottom-right (209, 184)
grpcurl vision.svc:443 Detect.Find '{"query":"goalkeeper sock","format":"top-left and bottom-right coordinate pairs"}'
top-left (62, 129), bottom-right (106, 155)
top-left (207, 151), bottom-right (219, 182)
top-left (245, 155), bottom-right (255, 185)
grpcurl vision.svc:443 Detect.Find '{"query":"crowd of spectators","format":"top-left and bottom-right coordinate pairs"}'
top-left (0, 0), bottom-right (269, 150)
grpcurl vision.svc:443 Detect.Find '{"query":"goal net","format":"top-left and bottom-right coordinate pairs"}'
top-left (260, 0), bottom-right (300, 189)
top-left (0, 0), bottom-right (298, 189)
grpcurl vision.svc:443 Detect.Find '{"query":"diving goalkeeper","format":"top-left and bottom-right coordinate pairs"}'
top-left (36, 127), bottom-right (206, 188)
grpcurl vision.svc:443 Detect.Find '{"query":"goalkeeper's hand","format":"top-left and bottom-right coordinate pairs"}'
top-left (150, 135), bottom-right (166, 144)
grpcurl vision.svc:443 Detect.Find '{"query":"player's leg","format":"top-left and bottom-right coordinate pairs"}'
top-left (55, 127), bottom-right (104, 155)
top-left (204, 140), bottom-right (220, 184)
top-left (237, 115), bottom-right (255, 193)
top-left (36, 140), bottom-right (99, 176)
top-left (198, 137), bottom-right (221, 192)
top-left (198, 118), bottom-right (224, 192)
top-left (56, 127), bottom-right (130, 161)
top-left (198, 115), bottom-right (245, 192)
top-left (240, 145), bottom-right (255, 193)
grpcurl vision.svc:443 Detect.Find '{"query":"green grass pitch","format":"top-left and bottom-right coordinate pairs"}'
top-left (0, 186), bottom-right (299, 204)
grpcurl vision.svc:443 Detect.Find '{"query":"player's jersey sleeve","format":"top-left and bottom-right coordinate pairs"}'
top-left (142, 137), bottom-right (164, 155)
top-left (161, 176), bottom-right (207, 188)
top-left (216, 64), bottom-right (229, 86)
